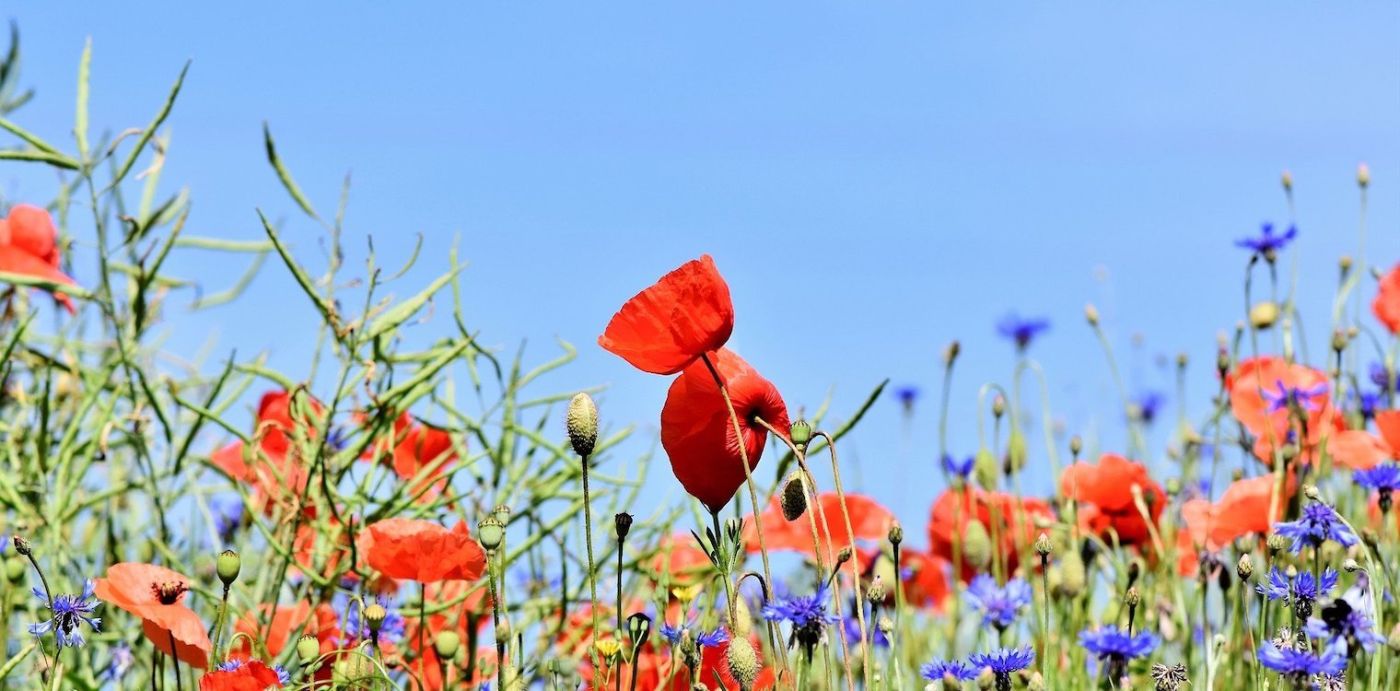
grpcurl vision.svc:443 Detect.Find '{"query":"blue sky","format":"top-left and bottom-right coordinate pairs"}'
top-left (3, 4), bottom-right (1398, 543)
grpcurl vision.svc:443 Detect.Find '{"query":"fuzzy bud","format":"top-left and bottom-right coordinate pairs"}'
top-left (1266, 533), bottom-right (1289, 554)
top-left (961, 521), bottom-right (993, 571)
top-left (1343, 558), bottom-right (1360, 573)
top-left (477, 517), bottom-right (505, 552)
top-left (836, 547), bottom-right (853, 567)
top-left (974, 448), bottom-right (999, 490)
top-left (1058, 549), bottom-right (1086, 598)
top-left (1124, 586), bottom-right (1140, 609)
top-left (1004, 431), bottom-right (1027, 474)
top-left (566, 392), bottom-right (599, 458)
top-left (991, 395), bottom-right (1006, 419)
top-left (866, 575), bottom-right (886, 604)
top-left (725, 636), bottom-right (760, 691)
top-left (781, 475), bottom-right (808, 522)
top-left (1085, 303), bottom-right (1100, 326)
top-left (11, 536), bottom-right (31, 556)
top-left (216, 550), bottom-right (241, 587)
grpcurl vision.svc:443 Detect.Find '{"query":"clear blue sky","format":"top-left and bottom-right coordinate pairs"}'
top-left (4, 4), bottom-right (1398, 542)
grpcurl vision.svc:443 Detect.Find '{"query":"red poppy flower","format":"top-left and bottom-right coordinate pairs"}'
top-left (0, 203), bottom-right (78, 313)
top-left (1227, 356), bottom-right (1340, 464)
top-left (744, 492), bottom-right (894, 563)
top-left (646, 533), bottom-right (713, 588)
top-left (926, 488), bottom-right (1054, 580)
top-left (233, 601), bottom-right (341, 660)
top-left (1373, 263), bottom-right (1400, 334)
top-left (1327, 429), bottom-right (1389, 471)
top-left (599, 255), bottom-right (734, 375)
top-left (1061, 453), bottom-right (1166, 548)
top-left (94, 563), bottom-right (212, 669)
top-left (362, 413), bottom-right (458, 503)
top-left (1376, 410), bottom-right (1400, 455)
top-left (198, 660), bottom-right (283, 690)
top-left (1181, 473), bottom-right (1296, 555)
top-left (358, 518), bottom-right (486, 583)
top-left (660, 348), bottom-right (789, 514)
top-left (211, 390), bottom-right (325, 513)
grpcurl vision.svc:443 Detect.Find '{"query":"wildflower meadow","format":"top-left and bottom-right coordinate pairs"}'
top-left (1, 14), bottom-right (1399, 691)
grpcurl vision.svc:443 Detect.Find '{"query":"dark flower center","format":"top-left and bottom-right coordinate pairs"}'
top-left (151, 581), bottom-right (188, 605)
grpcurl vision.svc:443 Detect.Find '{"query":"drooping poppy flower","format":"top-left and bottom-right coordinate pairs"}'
top-left (599, 255), bottom-right (734, 375)
top-left (198, 659), bottom-right (284, 690)
top-left (1373, 264), bottom-right (1400, 334)
top-left (211, 390), bottom-right (326, 513)
top-left (744, 492), bottom-right (894, 563)
top-left (1061, 454), bottom-right (1166, 548)
top-left (660, 348), bottom-right (789, 514)
top-left (232, 601), bottom-right (341, 661)
top-left (0, 203), bottom-right (78, 313)
top-left (927, 487), bottom-right (1055, 580)
top-left (94, 563), bottom-right (212, 668)
top-left (358, 518), bottom-right (486, 583)
top-left (362, 412), bottom-right (459, 503)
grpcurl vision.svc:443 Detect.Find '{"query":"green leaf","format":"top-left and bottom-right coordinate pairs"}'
top-left (75, 37), bottom-right (91, 158)
top-left (258, 209), bottom-right (335, 325)
top-left (262, 121), bottom-right (320, 221)
top-left (0, 116), bottom-right (61, 155)
top-left (0, 270), bottom-right (92, 298)
top-left (0, 148), bottom-right (78, 170)
top-left (110, 60), bottom-right (188, 187)
top-left (365, 264), bottom-right (466, 340)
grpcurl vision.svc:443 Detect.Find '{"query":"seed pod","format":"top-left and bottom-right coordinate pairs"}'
top-left (1249, 301), bottom-right (1279, 329)
top-left (962, 521), bottom-right (993, 571)
top-left (614, 512), bottom-right (634, 540)
top-left (788, 418), bottom-right (812, 449)
top-left (296, 634), bottom-right (321, 665)
top-left (434, 630), bottom-right (461, 658)
top-left (477, 517), bottom-right (505, 552)
top-left (216, 550), bottom-right (241, 586)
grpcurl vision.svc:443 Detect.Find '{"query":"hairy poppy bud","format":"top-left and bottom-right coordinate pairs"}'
top-left (1004, 431), bottom-right (1027, 475)
top-left (296, 634), bottom-right (321, 665)
top-left (781, 475), bottom-right (807, 522)
top-left (1165, 477), bottom-right (1181, 497)
top-left (434, 630), bottom-right (461, 659)
top-left (477, 517), bottom-right (505, 552)
top-left (12, 536), bottom-right (31, 556)
top-left (566, 392), bottom-right (599, 458)
top-left (1343, 558), bottom-right (1360, 573)
top-left (974, 448), bottom-right (998, 490)
top-left (1249, 301), bottom-right (1279, 329)
top-left (1358, 162), bottom-right (1370, 188)
top-left (1084, 303), bottom-right (1099, 326)
top-left (1058, 549), bottom-right (1086, 598)
top-left (788, 418), bottom-right (812, 449)
top-left (888, 522), bottom-right (904, 547)
top-left (216, 550), bottom-right (241, 587)
top-left (962, 521), bottom-right (993, 571)
top-left (943, 340), bottom-right (961, 366)
top-left (725, 637), bottom-right (760, 691)
top-left (614, 512), bottom-right (633, 540)
top-left (1237, 554), bottom-right (1254, 582)
top-left (731, 595), bottom-right (752, 638)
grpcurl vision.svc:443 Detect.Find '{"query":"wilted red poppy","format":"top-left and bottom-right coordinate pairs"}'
top-left (744, 492), bottom-right (894, 563)
top-left (94, 563), bottom-right (212, 668)
top-left (660, 348), bottom-right (789, 514)
top-left (0, 204), bottom-right (78, 313)
top-left (198, 660), bottom-right (283, 690)
top-left (1061, 453), bottom-right (1165, 548)
top-left (927, 488), bottom-right (1054, 580)
top-left (211, 390), bottom-right (325, 513)
top-left (599, 255), bottom-right (734, 375)
top-left (1373, 263), bottom-right (1400, 334)
top-left (363, 412), bottom-right (458, 503)
top-left (358, 518), bottom-right (486, 583)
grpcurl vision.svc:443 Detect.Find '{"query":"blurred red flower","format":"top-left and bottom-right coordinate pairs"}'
top-left (1180, 473), bottom-right (1295, 560)
top-left (232, 601), bottom-right (340, 660)
top-left (1061, 453), bottom-right (1165, 548)
top-left (926, 487), bottom-right (1054, 580)
top-left (0, 203), bottom-right (78, 313)
top-left (1373, 263), bottom-right (1400, 334)
top-left (94, 563), bottom-right (212, 669)
top-left (744, 492), bottom-right (894, 563)
top-left (363, 412), bottom-right (458, 503)
top-left (358, 518), bottom-right (486, 583)
top-left (1227, 356), bottom-right (1340, 464)
top-left (660, 348), bottom-right (789, 514)
top-left (599, 254), bottom-right (734, 375)
top-left (198, 660), bottom-right (283, 690)
top-left (211, 390), bottom-right (325, 512)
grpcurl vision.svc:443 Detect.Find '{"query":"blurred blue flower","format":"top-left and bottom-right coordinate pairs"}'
top-left (1305, 600), bottom-right (1385, 654)
top-left (1079, 626), bottom-right (1158, 662)
top-left (920, 659), bottom-right (977, 682)
top-left (894, 385), bottom-right (919, 410)
top-left (997, 314), bottom-right (1050, 350)
top-left (100, 642), bottom-right (134, 683)
top-left (762, 583), bottom-right (838, 630)
top-left (343, 596), bottom-right (406, 644)
top-left (968, 646), bottom-right (1035, 677)
top-left (1368, 362), bottom-right (1398, 391)
top-left (29, 579), bottom-right (101, 648)
top-left (965, 574), bottom-right (1032, 630)
top-left (1235, 223), bottom-right (1297, 256)
top-left (1257, 640), bottom-right (1345, 677)
top-left (1131, 391), bottom-right (1166, 424)
top-left (1274, 503), bottom-right (1357, 553)
top-left (1354, 463), bottom-right (1400, 493)
top-left (942, 454), bottom-right (974, 478)
top-left (659, 618), bottom-right (728, 649)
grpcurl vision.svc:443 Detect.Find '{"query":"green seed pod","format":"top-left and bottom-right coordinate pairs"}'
top-left (781, 475), bottom-right (808, 522)
top-left (725, 636), bottom-right (760, 691)
top-left (788, 418), bottom-right (812, 449)
top-left (363, 603), bottom-right (387, 633)
top-left (434, 630), bottom-right (461, 659)
top-left (961, 521), bottom-right (993, 571)
top-left (477, 517), bottom-right (505, 552)
top-left (566, 392), bottom-right (599, 458)
top-left (296, 634), bottom-right (321, 665)
top-left (216, 550), bottom-right (241, 587)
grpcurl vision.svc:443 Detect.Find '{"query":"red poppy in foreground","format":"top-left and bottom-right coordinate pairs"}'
top-left (744, 492), bottom-right (894, 562)
top-left (198, 660), bottom-right (284, 690)
top-left (211, 390), bottom-right (324, 512)
top-left (94, 563), bottom-right (212, 668)
top-left (926, 488), bottom-right (1054, 579)
top-left (599, 254), bottom-right (734, 375)
top-left (359, 518), bottom-right (487, 583)
top-left (1373, 263), bottom-right (1400, 334)
top-left (364, 412), bottom-right (459, 503)
top-left (1061, 453), bottom-right (1165, 548)
top-left (661, 348), bottom-right (789, 514)
top-left (0, 203), bottom-right (78, 313)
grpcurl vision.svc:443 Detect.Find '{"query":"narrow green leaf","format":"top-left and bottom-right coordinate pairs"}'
top-left (110, 60), bottom-right (188, 187)
top-left (258, 209), bottom-right (335, 324)
top-left (262, 121), bottom-right (320, 220)
top-left (365, 264), bottom-right (466, 340)
top-left (174, 236), bottom-right (274, 252)
top-left (74, 37), bottom-right (91, 158)
top-left (0, 270), bottom-right (92, 298)
top-left (0, 116), bottom-right (61, 155)
top-left (0, 148), bottom-right (78, 170)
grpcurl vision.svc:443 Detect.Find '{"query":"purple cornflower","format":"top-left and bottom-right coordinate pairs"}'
top-left (29, 579), bottom-right (101, 648)
top-left (1305, 599), bottom-right (1386, 654)
top-left (942, 454), bottom-right (974, 478)
top-left (965, 574), bottom-right (1032, 631)
top-left (1354, 463), bottom-right (1400, 493)
top-left (842, 613), bottom-right (889, 648)
top-left (920, 659), bottom-right (977, 683)
top-left (762, 583), bottom-right (839, 654)
top-left (1257, 566), bottom-right (1338, 620)
top-left (658, 618), bottom-right (728, 649)
top-left (894, 385), bottom-right (919, 410)
top-left (1353, 389), bottom-right (1383, 420)
top-left (1236, 222), bottom-right (1298, 257)
top-left (1131, 391), bottom-right (1166, 424)
top-left (1368, 362), bottom-right (1398, 392)
top-left (1261, 379), bottom-right (1328, 413)
top-left (968, 646), bottom-right (1035, 691)
top-left (1257, 640), bottom-right (1346, 679)
top-left (100, 642), bottom-right (134, 682)
top-left (996, 314), bottom-right (1051, 350)
top-left (1079, 625), bottom-right (1159, 662)
top-left (1273, 503), bottom-right (1358, 553)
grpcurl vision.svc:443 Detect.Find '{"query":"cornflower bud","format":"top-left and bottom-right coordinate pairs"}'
top-left (1034, 533), bottom-right (1053, 559)
top-left (1069, 435), bottom-right (1083, 458)
top-left (12, 536), bottom-right (31, 556)
top-left (866, 575), bottom-right (886, 603)
top-left (1237, 554), bottom-right (1254, 582)
top-left (1281, 169), bottom-right (1293, 191)
top-left (991, 395), bottom-right (1006, 419)
top-left (943, 340), bottom-right (961, 366)
top-left (1085, 303), bottom-right (1100, 326)
top-left (888, 522), bottom-right (904, 547)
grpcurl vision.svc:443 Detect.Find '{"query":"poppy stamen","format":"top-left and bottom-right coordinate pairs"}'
top-left (152, 581), bottom-right (188, 605)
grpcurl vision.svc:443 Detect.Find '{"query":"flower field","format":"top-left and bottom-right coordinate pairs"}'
top-left (1, 20), bottom-right (1399, 691)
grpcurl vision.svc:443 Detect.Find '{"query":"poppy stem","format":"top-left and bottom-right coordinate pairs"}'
top-left (167, 631), bottom-right (182, 691)
top-left (813, 430), bottom-right (874, 691)
top-left (579, 451), bottom-right (603, 656)
top-left (698, 352), bottom-right (790, 674)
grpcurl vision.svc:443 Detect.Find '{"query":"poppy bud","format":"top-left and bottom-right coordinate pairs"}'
top-left (1068, 435), bottom-right (1082, 458)
top-left (1358, 162), bottom-right (1370, 188)
top-left (1165, 477), bottom-right (1181, 497)
top-left (1249, 301), bottom-right (1279, 329)
top-left (566, 392), bottom-right (599, 458)
top-left (962, 521), bottom-right (993, 571)
top-left (781, 475), bottom-right (807, 522)
top-left (788, 418), bottom-right (812, 449)
top-left (943, 340), bottom-right (961, 366)
top-left (1084, 303), bottom-right (1099, 326)
top-left (732, 594), bottom-right (753, 637)
top-left (974, 448), bottom-right (999, 490)
top-left (434, 630), bottom-right (461, 659)
top-left (1237, 554), bottom-right (1254, 582)
top-left (991, 395), bottom-right (1005, 419)
top-left (836, 547), bottom-right (853, 567)
top-left (888, 522), bottom-right (904, 547)
top-left (216, 550), bottom-right (241, 587)
top-left (477, 517), bottom-right (505, 552)
top-left (1004, 431), bottom-right (1027, 475)
top-left (296, 634), bottom-right (321, 665)
top-left (364, 603), bottom-right (387, 633)
top-left (1281, 169), bottom-right (1293, 191)
top-left (725, 637), bottom-right (760, 691)
top-left (614, 512), bottom-right (633, 540)
top-left (12, 536), bottom-right (31, 556)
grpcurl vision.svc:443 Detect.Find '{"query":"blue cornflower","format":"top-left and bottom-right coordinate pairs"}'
top-left (1368, 362), bottom-right (1398, 392)
top-left (658, 618), bottom-right (728, 649)
top-left (997, 314), bottom-right (1051, 350)
top-left (1236, 222), bottom-right (1298, 256)
top-left (100, 642), bottom-right (134, 683)
top-left (29, 579), bottom-right (101, 648)
top-left (1079, 626), bottom-right (1159, 662)
top-left (1257, 640), bottom-right (1346, 679)
top-left (1131, 391), bottom-right (1166, 424)
top-left (894, 385), bottom-right (919, 409)
top-left (1354, 389), bottom-right (1384, 420)
top-left (762, 583), bottom-right (839, 653)
top-left (213, 498), bottom-right (243, 544)
top-left (968, 646), bottom-right (1035, 689)
top-left (1294, 569), bottom-right (1340, 602)
top-left (1305, 599), bottom-right (1386, 654)
top-left (920, 659), bottom-right (978, 683)
top-left (216, 660), bottom-right (292, 685)
top-left (965, 574), bottom-right (1032, 630)
top-left (1273, 503), bottom-right (1358, 553)
top-left (1257, 567), bottom-right (1338, 620)
top-left (1355, 463), bottom-right (1400, 493)
top-left (325, 425), bottom-right (350, 452)
top-left (942, 454), bottom-right (974, 478)
top-left (1261, 379), bottom-right (1328, 413)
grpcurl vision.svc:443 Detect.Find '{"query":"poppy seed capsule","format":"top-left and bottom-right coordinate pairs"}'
top-left (434, 630), bottom-right (460, 659)
top-left (296, 634), bottom-right (320, 664)
top-left (216, 550), bottom-right (241, 586)
top-left (725, 636), bottom-right (760, 691)
top-left (781, 475), bottom-right (807, 521)
top-left (1249, 301), bottom-right (1279, 329)
top-left (566, 392), bottom-right (599, 458)
top-left (788, 418), bottom-right (812, 449)
top-left (477, 517), bottom-right (505, 552)
top-left (614, 512), bottom-right (633, 540)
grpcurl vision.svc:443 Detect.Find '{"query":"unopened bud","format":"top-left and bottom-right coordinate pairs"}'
top-left (1281, 170), bottom-right (1293, 191)
top-left (974, 448), bottom-right (999, 490)
top-left (1004, 431), bottom-right (1027, 474)
top-left (836, 547), bottom-right (853, 567)
top-left (477, 517), bottom-right (505, 552)
top-left (1249, 301), bottom-right (1279, 329)
top-left (1343, 558), bottom-right (1360, 573)
top-left (788, 418), bottom-right (812, 449)
top-left (1085, 303), bottom-right (1099, 326)
top-left (216, 550), bottom-right (241, 586)
top-left (1068, 435), bottom-right (1083, 458)
top-left (991, 396), bottom-right (1005, 419)
top-left (11, 536), bottom-right (31, 556)
top-left (961, 521), bottom-right (993, 571)
top-left (1304, 485), bottom-right (1321, 501)
top-left (1058, 549), bottom-right (1086, 598)
top-left (1266, 533), bottom-right (1289, 554)
top-left (1124, 587), bottom-right (1140, 608)
top-left (725, 637), bottom-right (760, 691)
top-left (866, 575), bottom-right (886, 603)
top-left (614, 512), bottom-right (633, 540)
top-left (781, 476), bottom-right (807, 522)
top-left (566, 392), bottom-right (599, 458)
top-left (1358, 162), bottom-right (1370, 188)
top-left (888, 522), bottom-right (904, 547)
top-left (1035, 533), bottom-right (1053, 558)
top-left (1237, 554), bottom-right (1254, 582)
top-left (434, 630), bottom-right (461, 658)
top-left (943, 340), bottom-right (961, 366)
